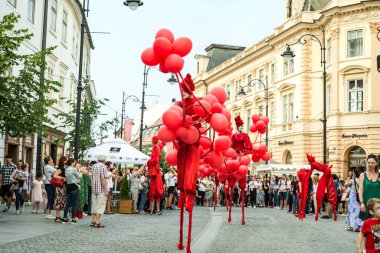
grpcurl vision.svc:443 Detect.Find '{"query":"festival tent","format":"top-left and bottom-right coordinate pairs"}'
top-left (83, 138), bottom-right (149, 165)
top-left (256, 164), bottom-right (311, 176)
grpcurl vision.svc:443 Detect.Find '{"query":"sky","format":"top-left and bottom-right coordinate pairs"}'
top-left (88, 0), bottom-right (287, 139)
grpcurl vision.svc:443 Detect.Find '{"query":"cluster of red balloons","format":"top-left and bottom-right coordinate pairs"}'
top-left (141, 28), bottom-right (192, 73)
top-left (249, 114), bottom-right (269, 134)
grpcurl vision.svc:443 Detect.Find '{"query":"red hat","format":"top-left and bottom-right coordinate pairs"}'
top-left (152, 136), bottom-right (159, 144)
top-left (180, 74), bottom-right (195, 93)
top-left (234, 116), bottom-right (244, 127)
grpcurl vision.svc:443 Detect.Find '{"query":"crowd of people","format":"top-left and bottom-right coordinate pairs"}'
top-left (1, 153), bottom-right (380, 251)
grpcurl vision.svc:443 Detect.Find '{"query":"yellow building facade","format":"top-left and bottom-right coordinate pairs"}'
top-left (194, 0), bottom-right (380, 177)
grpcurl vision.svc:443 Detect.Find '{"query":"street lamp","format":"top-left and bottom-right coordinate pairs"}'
top-left (123, 0), bottom-right (143, 10)
top-left (237, 77), bottom-right (269, 159)
top-left (121, 92), bottom-right (142, 139)
top-left (281, 28), bottom-right (327, 164)
top-left (167, 74), bottom-right (177, 85)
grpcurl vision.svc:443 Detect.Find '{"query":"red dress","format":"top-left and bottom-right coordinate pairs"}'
top-left (147, 143), bottom-right (164, 201)
top-left (231, 132), bottom-right (252, 154)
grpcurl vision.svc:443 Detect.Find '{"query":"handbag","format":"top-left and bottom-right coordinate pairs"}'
top-left (50, 177), bottom-right (64, 187)
top-left (353, 179), bottom-right (360, 203)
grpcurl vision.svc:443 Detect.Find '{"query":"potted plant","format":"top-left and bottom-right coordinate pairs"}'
top-left (118, 175), bottom-right (133, 214)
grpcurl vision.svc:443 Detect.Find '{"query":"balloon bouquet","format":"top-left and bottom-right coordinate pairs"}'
top-left (141, 28), bottom-right (269, 253)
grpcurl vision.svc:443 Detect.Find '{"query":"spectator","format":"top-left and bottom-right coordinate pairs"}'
top-left (256, 178), bottom-right (264, 207)
top-left (0, 155), bottom-right (17, 213)
top-left (346, 169), bottom-right (363, 232)
top-left (359, 154), bottom-right (380, 221)
top-left (43, 156), bottom-right (56, 220)
top-left (166, 168), bottom-right (177, 210)
top-left (248, 177), bottom-right (257, 208)
top-left (90, 155), bottom-right (108, 228)
top-left (291, 176), bottom-right (298, 214)
top-left (263, 178), bottom-right (270, 207)
top-left (104, 161), bottom-right (115, 215)
top-left (25, 163), bottom-right (33, 206)
top-left (130, 165), bottom-right (146, 214)
top-left (10, 163), bottom-right (27, 214)
top-left (311, 174), bottom-right (319, 214)
top-left (274, 176), bottom-right (279, 209)
top-left (197, 178), bottom-right (206, 206)
top-left (138, 170), bottom-right (148, 213)
top-left (32, 173), bottom-right (45, 214)
top-left (62, 158), bottom-right (81, 224)
top-left (278, 174), bottom-right (287, 210)
top-left (357, 198), bottom-right (380, 253)
top-left (52, 156), bottom-right (68, 223)
top-left (269, 176), bottom-right (275, 208)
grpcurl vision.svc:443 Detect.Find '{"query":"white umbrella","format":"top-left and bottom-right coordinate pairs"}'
top-left (83, 138), bottom-right (149, 164)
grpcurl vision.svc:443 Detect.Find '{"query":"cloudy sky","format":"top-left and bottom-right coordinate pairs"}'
top-left (88, 0), bottom-right (286, 138)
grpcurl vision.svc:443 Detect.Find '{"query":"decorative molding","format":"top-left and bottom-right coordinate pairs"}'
top-left (330, 28), bottom-right (340, 40)
top-left (339, 65), bottom-right (370, 75)
top-left (369, 22), bottom-right (380, 33)
top-left (277, 83), bottom-right (296, 93)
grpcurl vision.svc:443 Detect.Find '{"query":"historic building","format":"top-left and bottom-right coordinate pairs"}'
top-left (0, 0), bottom-right (94, 169)
top-left (194, 0), bottom-right (380, 177)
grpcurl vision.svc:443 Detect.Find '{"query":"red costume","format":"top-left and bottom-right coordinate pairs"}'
top-left (147, 136), bottom-right (164, 202)
top-left (296, 168), bottom-right (313, 220)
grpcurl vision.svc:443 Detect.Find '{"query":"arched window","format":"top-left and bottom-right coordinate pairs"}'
top-left (348, 146), bottom-right (366, 172)
top-left (285, 150), bottom-right (292, 164)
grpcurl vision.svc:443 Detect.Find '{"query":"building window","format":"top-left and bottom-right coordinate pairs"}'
top-left (348, 79), bottom-right (363, 112)
top-left (283, 58), bottom-right (294, 76)
top-left (271, 63), bottom-right (276, 83)
top-left (258, 106), bottom-right (264, 117)
top-left (50, 0), bottom-right (57, 31)
top-left (247, 109), bottom-right (251, 132)
top-left (282, 93), bottom-right (294, 123)
top-left (27, 0), bottom-right (35, 23)
top-left (327, 85), bottom-right (331, 113)
top-left (326, 39), bottom-right (331, 64)
top-left (347, 30), bottom-right (363, 58)
top-left (285, 151), bottom-right (292, 164)
top-left (270, 101), bottom-right (275, 125)
top-left (59, 76), bottom-right (65, 106)
top-left (235, 80), bottom-right (241, 97)
top-left (72, 26), bottom-right (76, 56)
top-left (62, 11), bottom-right (68, 43)
top-left (226, 85), bottom-right (230, 100)
top-left (7, 0), bottom-right (16, 7)
top-left (247, 75), bottom-right (252, 92)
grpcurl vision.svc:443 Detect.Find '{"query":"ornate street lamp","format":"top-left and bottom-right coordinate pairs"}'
top-left (120, 93), bottom-right (141, 139)
top-left (281, 28), bottom-right (327, 164)
top-left (167, 74), bottom-right (177, 85)
top-left (123, 0), bottom-right (143, 10)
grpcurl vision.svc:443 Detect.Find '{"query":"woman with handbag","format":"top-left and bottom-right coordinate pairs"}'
top-left (62, 158), bottom-right (81, 224)
top-left (52, 156), bottom-right (67, 223)
top-left (345, 169), bottom-right (363, 232)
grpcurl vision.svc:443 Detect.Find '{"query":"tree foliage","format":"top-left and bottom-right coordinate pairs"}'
top-left (0, 13), bottom-right (60, 136)
top-left (119, 175), bottom-right (131, 200)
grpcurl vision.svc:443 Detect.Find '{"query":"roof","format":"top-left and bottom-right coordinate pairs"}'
top-left (303, 0), bottom-right (331, 11)
top-left (204, 44), bottom-right (245, 72)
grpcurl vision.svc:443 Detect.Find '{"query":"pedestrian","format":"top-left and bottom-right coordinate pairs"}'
top-left (311, 174), bottom-right (319, 214)
top-left (63, 158), bottom-right (81, 224)
top-left (291, 176), bottom-right (298, 214)
top-left (359, 154), bottom-right (380, 221)
top-left (248, 177), bottom-right (257, 208)
top-left (52, 156), bottom-right (68, 223)
top-left (274, 176), bottom-right (280, 208)
top-left (346, 168), bottom-right (363, 232)
top-left (10, 163), bottom-right (28, 214)
top-left (256, 178), bottom-right (264, 207)
top-left (269, 176), bottom-right (275, 208)
top-left (138, 170), bottom-right (148, 213)
top-left (32, 173), bottom-right (45, 214)
top-left (197, 178), bottom-right (206, 206)
top-left (104, 161), bottom-right (115, 215)
top-left (130, 164), bottom-right (146, 213)
top-left (356, 198), bottom-right (380, 253)
top-left (263, 178), bottom-right (269, 207)
top-left (25, 163), bottom-right (33, 206)
top-left (166, 168), bottom-right (177, 209)
top-left (43, 156), bottom-right (56, 219)
top-left (90, 155), bottom-right (108, 228)
top-left (279, 174), bottom-right (287, 210)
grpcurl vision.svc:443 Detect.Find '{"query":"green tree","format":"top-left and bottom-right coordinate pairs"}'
top-left (119, 175), bottom-right (131, 200)
top-left (0, 13), bottom-right (60, 135)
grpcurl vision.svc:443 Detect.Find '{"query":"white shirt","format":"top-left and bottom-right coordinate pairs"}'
top-left (279, 179), bottom-right (287, 192)
top-left (198, 180), bottom-right (206, 192)
top-left (107, 171), bottom-right (113, 189)
top-left (167, 173), bottom-right (175, 187)
top-left (248, 181), bottom-right (255, 191)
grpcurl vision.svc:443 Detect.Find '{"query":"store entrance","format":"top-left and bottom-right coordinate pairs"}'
top-left (348, 146), bottom-right (366, 173)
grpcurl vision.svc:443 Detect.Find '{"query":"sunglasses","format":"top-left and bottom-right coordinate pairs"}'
top-left (368, 154), bottom-right (378, 160)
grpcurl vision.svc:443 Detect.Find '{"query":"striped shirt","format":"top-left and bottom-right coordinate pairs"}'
top-left (91, 162), bottom-right (108, 195)
top-left (0, 163), bottom-right (17, 185)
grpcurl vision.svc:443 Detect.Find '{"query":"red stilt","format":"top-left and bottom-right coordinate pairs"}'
top-left (224, 188), bottom-right (228, 211)
top-left (241, 189), bottom-right (245, 225)
top-left (186, 210), bottom-right (193, 253)
top-left (177, 194), bottom-right (186, 250)
top-left (214, 185), bottom-right (217, 211)
top-left (228, 187), bottom-right (232, 223)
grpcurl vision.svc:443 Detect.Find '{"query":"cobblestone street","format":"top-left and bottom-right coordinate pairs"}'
top-left (0, 205), bottom-right (357, 253)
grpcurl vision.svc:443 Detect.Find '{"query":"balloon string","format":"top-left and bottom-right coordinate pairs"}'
top-left (254, 133), bottom-right (259, 144)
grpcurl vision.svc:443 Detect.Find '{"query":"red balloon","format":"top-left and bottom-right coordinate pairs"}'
top-left (162, 109), bottom-right (182, 130)
top-left (240, 155), bottom-right (251, 166)
top-left (207, 151), bottom-right (224, 169)
top-left (210, 87), bottom-right (227, 104)
top-left (153, 37), bottom-right (172, 59)
top-left (199, 137), bottom-right (212, 149)
top-left (175, 126), bottom-right (188, 140)
top-left (262, 152), bottom-right (271, 162)
top-left (198, 146), bottom-right (204, 157)
top-left (214, 136), bottom-right (231, 152)
top-left (257, 144), bottom-right (267, 155)
top-left (203, 94), bottom-right (218, 106)
top-left (251, 155), bottom-right (261, 163)
top-left (155, 28), bottom-right (174, 43)
top-left (262, 116), bottom-right (270, 124)
top-left (210, 113), bottom-right (229, 132)
top-left (170, 105), bottom-right (183, 117)
top-left (141, 47), bottom-right (160, 66)
top-left (182, 126), bottom-right (199, 144)
top-left (238, 165), bottom-right (248, 175)
top-left (194, 100), bottom-right (211, 117)
top-left (199, 127), bottom-right (207, 136)
top-left (166, 150), bottom-right (178, 166)
top-left (157, 125), bottom-right (176, 142)
top-left (165, 54), bottom-right (184, 73)
top-left (252, 114), bottom-right (260, 124)
top-left (211, 103), bottom-right (223, 113)
top-left (183, 115), bottom-right (193, 127)
top-left (250, 124), bottom-right (258, 133)
top-left (223, 148), bottom-right (236, 158)
top-left (172, 37), bottom-right (192, 57)
top-left (221, 108), bottom-right (231, 122)
top-left (159, 61), bottom-right (169, 73)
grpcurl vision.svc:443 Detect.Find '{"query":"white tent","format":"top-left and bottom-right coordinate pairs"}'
top-left (83, 138), bottom-right (149, 164)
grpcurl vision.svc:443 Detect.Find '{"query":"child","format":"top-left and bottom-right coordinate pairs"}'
top-left (357, 198), bottom-right (380, 253)
top-left (32, 173), bottom-right (45, 214)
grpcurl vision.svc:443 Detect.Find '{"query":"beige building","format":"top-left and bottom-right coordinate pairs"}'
top-left (194, 0), bottom-right (380, 177)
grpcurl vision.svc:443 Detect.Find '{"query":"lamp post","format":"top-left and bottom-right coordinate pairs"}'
top-left (377, 27), bottom-right (380, 73)
top-left (123, 0), bottom-right (143, 10)
top-left (237, 77), bottom-right (269, 157)
top-left (121, 92), bottom-right (141, 139)
top-left (281, 28), bottom-right (327, 164)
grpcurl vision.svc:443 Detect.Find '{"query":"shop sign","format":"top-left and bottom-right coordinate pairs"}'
top-left (278, 140), bottom-right (294, 146)
top-left (342, 134), bottom-right (368, 139)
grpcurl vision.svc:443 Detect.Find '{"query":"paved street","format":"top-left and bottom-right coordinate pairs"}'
top-left (0, 205), bottom-right (357, 253)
